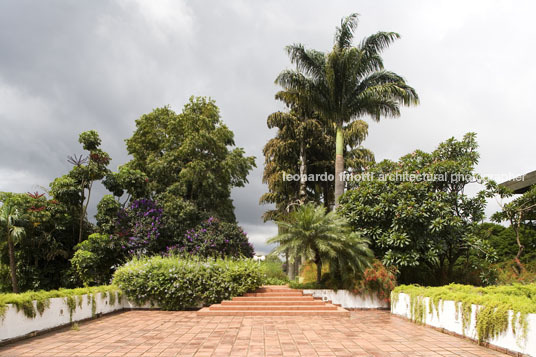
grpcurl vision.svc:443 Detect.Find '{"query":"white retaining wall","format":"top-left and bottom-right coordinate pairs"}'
top-left (302, 289), bottom-right (389, 309)
top-left (0, 292), bottom-right (153, 343)
top-left (391, 292), bottom-right (536, 356)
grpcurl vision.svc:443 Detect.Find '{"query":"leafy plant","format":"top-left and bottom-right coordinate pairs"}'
top-left (116, 199), bottom-right (163, 255)
top-left (70, 233), bottom-right (125, 286)
top-left (340, 133), bottom-right (497, 285)
top-left (268, 203), bottom-right (372, 283)
top-left (393, 284), bottom-right (536, 344)
top-left (0, 285), bottom-right (121, 319)
top-left (352, 260), bottom-right (397, 302)
top-left (112, 255), bottom-right (262, 310)
top-left (166, 217), bottom-right (254, 258)
top-left (259, 257), bottom-right (289, 285)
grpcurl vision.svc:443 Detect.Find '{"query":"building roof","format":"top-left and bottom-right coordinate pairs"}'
top-left (499, 170), bottom-right (536, 194)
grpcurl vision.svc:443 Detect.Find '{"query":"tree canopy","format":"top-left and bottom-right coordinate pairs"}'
top-left (125, 96), bottom-right (256, 222)
top-left (339, 133), bottom-right (496, 285)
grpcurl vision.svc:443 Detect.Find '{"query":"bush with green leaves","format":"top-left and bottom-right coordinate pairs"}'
top-left (166, 217), bottom-right (254, 258)
top-left (112, 255), bottom-right (262, 310)
top-left (70, 233), bottom-right (125, 286)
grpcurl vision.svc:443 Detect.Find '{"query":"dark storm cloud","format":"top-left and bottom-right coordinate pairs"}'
top-left (1, 0), bottom-right (536, 253)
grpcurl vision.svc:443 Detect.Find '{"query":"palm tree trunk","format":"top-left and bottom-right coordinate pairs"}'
top-left (334, 122), bottom-right (344, 209)
top-left (299, 142), bottom-right (307, 203)
top-left (7, 231), bottom-right (19, 293)
top-left (316, 258), bottom-right (322, 284)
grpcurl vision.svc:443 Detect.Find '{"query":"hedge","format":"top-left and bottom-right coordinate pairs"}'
top-left (113, 255), bottom-right (262, 310)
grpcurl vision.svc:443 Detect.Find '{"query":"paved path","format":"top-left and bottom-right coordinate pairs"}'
top-left (0, 310), bottom-right (507, 356)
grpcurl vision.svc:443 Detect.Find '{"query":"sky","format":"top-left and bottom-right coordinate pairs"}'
top-left (1, 0), bottom-right (534, 254)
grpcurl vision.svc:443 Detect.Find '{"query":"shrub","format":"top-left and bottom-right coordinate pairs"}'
top-left (352, 260), bottom-right (397, 302)
top-left (166, 217), bottom-right (254, 258)
top-left (112, 255), bottom-right (262, 309)
top-left (116, 199), bottom-right (163, 255)
top-left (70, 233), bottom-right (125, 286)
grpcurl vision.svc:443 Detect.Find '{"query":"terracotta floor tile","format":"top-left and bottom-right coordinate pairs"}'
top-left (0, 310), bottom-right (510, 356)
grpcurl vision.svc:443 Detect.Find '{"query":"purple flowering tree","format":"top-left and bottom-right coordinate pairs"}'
top-left (167, 217), bottom-right (254, 258)
top-left (116, 199), bottom-right (163, 255)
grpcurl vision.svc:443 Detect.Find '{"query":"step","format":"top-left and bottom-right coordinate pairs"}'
top-left (244, 292), bottom-right (303, 297)
top-left (221, 300), bottom-right (324, 306)
top-left (232, 296), bottom-right (314, 301)
top-left (197, 307), bottom-right (350, 317)
top-left (255, 286), bottom-right (303, 293)
top-left (209, 304), bottom-right (338, 311)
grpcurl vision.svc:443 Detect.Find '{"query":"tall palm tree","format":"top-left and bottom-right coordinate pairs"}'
top-left (0, 199), bottom-right (26, 293)
top-left (276, 13), bottom-right (419, 207)
top-left (268, 203), bottom-right (372, 283)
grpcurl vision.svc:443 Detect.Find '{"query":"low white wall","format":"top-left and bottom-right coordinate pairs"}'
top-left (391, 292), bottom-right (536, 357)
top-left (303, 289), bottom-right (389, 309)
top-left (0, 292), bottom-right (153, 343)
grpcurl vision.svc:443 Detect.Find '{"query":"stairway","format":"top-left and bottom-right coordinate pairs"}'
top-left (197, 285), bottom-right (350, 317)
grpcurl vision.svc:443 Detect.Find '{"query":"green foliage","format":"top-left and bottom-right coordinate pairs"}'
top-left (339, 133), bottom-right (497, 285)
top-left (0, 191), bottom-right (80, 292)
top-left (70, 233), bottom-right (125, 286)
top-left (168, 217), bottom-right (254, 258)
top-left (268, 203), bottom-right (373, 284)
top-left (125, 97), bottom-right (256, 222)
top-left (276, 13), bottom-right (418, 205)
top-left (393, 284), bottom-right (536, 344)
top-left (78, 130), bottom-right (101, 151)
top-left (352, 260), bottom-right (397, 302)
top-left (95, 195), bottom-right (121, 234)
top-left (102, 166), bottom-right (149, 200)
top-left (0, 285), bottom-right (121, 320)
top-left (156, 192), bottom-right (204, 246)
top-left (259, 257), bottom-right (289, 285)
top-left (113, 255), bottom-right (262, 310)
top-left (491, 186), bottom-right (536, 275)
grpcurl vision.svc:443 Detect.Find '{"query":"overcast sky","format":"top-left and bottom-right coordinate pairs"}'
top-left (1, 0), bottom-right (534, 254)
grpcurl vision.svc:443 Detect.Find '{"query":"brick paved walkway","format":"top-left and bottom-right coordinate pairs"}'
top-left (0, 310), bottom-right (507, 356)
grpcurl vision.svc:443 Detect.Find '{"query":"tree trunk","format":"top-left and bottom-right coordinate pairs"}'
top-left (7, 232), bottom-right (19, 294)
top-left (288, 256), bottom-right (296, 280)
top-left (79, 182), bottom-right (93, 243)
top-left (78, 185), bottom-right (85, 243)
top-left (316, 260), bottom-right (322, 284)
top-left (334, 122), bottom-right (344, 209)
top-left (315, 253), bottom-right (322, 284)
top-left (299, 142), bottom-right (307, 203)
top-left (514, 226), bottom-right (525, 275)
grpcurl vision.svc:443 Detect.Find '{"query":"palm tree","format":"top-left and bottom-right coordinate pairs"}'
top-left (0, 199), bottom-right (26, 293)
top-left (268, 203), bottom-right (372, 283)
top-left (276, 13), bottom-right (419, 207)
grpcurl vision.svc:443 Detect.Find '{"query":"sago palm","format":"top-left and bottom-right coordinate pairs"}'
top-left (0, 199), bottom-right (26, 293)
top-left (276, 13), bottom-right (419, 207)
top-left (268, 203), bottom-right (372, 283)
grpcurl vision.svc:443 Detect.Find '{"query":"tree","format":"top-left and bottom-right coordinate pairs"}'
top-left (51, 130), bottom-right (111, 242)
top-left (276, 13), bottom-right (418, 207)
top-left (339, 133), bottom-right (496, 285)
top-left (268, 203), bottom-right (372, 283)
top-left (492, 186), bottom-right (536, 275)
top-left (125, 97), bottom-right (255, 222)
top-left (0, 198), bottom-right (26, 293)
